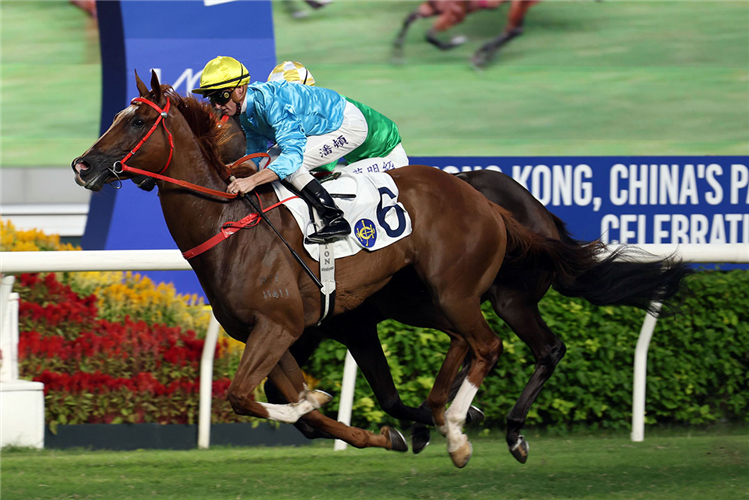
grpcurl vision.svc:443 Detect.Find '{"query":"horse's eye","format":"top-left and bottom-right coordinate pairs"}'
top-left (132, 118), bottom-right (145, 128)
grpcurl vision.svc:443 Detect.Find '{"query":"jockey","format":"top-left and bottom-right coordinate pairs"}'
top-left (266, 61), bottom-right (338, 173)
top-left (265, 61), bottom-right (409, 177)
top-left (193, 56), bottom-right (408, 243)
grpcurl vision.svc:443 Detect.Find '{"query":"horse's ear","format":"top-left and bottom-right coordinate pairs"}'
top-left (150, 70), bottom-right (163, 103)
top-left (135, 70), bottom-right (149, 97)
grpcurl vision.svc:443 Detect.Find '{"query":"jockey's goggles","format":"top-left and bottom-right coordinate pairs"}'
top-left (206, 88), bottom-right (234, 106)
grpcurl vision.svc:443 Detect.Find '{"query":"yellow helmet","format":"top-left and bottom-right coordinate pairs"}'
top-left (191, 56), bottom-right (250, 95)
top-left (267, 61), bottom-right (315, 86)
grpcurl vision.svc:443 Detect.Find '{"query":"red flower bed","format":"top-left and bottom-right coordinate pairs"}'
top-left (16, 273), bottom-right (244, 431)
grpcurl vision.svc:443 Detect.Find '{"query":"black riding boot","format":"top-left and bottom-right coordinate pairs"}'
top-left (299, 179), bottom-right (351, 243)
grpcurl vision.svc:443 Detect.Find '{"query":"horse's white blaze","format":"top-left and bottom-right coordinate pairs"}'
top-left (445, 380), bottom-right (478, 453)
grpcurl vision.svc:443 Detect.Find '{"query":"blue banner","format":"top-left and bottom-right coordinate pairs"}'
top-left (83, 0), bottom-right (276, 295)
top-left (412, 156), bottom-right (749, 247)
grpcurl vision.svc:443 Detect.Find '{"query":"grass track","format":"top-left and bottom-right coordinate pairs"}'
top-left (2, 433), bottom-right (748, 499)
top-left (273, 1), bottom-right (749, 157)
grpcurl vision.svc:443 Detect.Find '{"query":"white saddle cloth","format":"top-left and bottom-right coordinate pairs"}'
top-left (270, 172), bottom-right (412, 261)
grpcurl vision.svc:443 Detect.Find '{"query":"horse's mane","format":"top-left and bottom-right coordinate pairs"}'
top-left (153, 85), bottom-right (236, 175)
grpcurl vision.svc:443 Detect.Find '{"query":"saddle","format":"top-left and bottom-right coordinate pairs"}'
top-left (272, 171), bottom-right (413, 325)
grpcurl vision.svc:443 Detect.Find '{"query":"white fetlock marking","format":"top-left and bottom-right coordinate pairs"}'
top-left (444, 380), bottom-right (478, 454)
top-left (259, 399), bottom-right (316, 424)
top-left (447, 432), bottom-right (468, 454)
top-left (510, 435), bottom-right (527, 452)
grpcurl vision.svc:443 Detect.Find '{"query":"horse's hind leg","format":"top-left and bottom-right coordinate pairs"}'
top-left (426, 308), bottom-right (502, 468)
top-left (490, 288), bottom-right (566, 463)
top-left (472, 0), bottom-right (533, 68)
top-left (410, 355), bottom-right (485, 454)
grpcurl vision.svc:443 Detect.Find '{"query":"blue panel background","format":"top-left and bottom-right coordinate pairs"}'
top-left (412, 156), bottom-right (749, 246)
top-left (85, 0), bottom-right (276, 295)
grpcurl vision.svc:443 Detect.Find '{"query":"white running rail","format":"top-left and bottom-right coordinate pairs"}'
top-left (1, 244), bottom-right (747, 448)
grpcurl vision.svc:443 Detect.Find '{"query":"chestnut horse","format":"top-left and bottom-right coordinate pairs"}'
top-left (213, 115), bottom-right (691, 461)
top-left (115, 80), bottom-right (690, 464)
top-left (72, 71), bottom-right (604, 467)
top-left (393, 0), bottom-right (540, 68)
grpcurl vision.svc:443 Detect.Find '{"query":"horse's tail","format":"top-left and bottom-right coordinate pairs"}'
top-left (497, 207), bottom-right (692, 315)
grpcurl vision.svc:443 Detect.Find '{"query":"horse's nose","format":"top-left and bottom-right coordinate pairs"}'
top-left (71, 157), bottom-right (91, 175)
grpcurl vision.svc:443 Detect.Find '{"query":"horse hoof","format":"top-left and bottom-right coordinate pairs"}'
top-left (449, 440), bottom-right (473, 468)
top-left (411, 426), bottom-right (431, 455)
top-left (509, 435), bottom-right (529, 464)
top-left (471, 48), bottom-right (495, 69)
top-left (391, 48), bottom-right (405, 66)
top-left (466, 405), bottom-right (485, 426)
top-left (305, 390), bottom-right (333, 409)
top-left (382, 427), bottom-right (408, 453)
top-left (471, 55), bottom-right (488, 69)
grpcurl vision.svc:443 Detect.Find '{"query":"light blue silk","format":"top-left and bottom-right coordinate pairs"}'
top-left (238, 81), bottom-right (347, 178)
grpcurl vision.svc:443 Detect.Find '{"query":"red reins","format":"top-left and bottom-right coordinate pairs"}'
top-left (114, 97), bottom-right (271, 200)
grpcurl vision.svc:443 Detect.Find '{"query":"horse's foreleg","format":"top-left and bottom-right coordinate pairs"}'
top-left (471, 0), bottom-right (533, 67)
top-left (227, 315), bottom-right (323, 422)
top-left (264, 330), bottom-right (333, 439)
top-left (426, 5), bottom-right (469, 51)
top-left (394, 9), bottom-right (424, 49)
top-left (267, 349), bottom-right (408, 452)
top-left (493, 297), bottom-right (566, 464)
top-left (426, 28), bottom-right (468, 50)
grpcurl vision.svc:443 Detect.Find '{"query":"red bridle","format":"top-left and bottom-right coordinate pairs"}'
top-left (112, 96), bottom-right (249, 200)
top-left (115, 97), bottom-right (175, 176)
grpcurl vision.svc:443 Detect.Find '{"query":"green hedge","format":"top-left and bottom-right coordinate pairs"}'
top-left (305, 270), bottom-right (749, 432)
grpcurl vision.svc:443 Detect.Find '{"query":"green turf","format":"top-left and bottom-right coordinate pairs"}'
top-left (2, 432), bottom-right (747, 499)
top-left (273, 1), bottom-right (749, 156)
top-left (0, 0), bottom-right (101, 168)
top-left (1, 1), bottom-right (747, 168)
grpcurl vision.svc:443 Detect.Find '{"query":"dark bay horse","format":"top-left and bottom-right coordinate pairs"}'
top-left (193, 95), bottom-right (689, 462)
top-left (393, 0), bottom-right (540, 68)
top-left (72, 71), bottom-right (609, 467)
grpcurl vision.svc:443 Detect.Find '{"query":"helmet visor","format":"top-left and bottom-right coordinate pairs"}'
top-left (206, 89), bottom-right (233, 106)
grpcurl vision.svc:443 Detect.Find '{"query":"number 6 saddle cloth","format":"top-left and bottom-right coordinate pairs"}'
top-left (270, 172), bottom-right (413, 262)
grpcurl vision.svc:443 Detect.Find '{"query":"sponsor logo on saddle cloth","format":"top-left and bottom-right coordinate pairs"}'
top-left (270, 172), bottom-right (413, 261)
